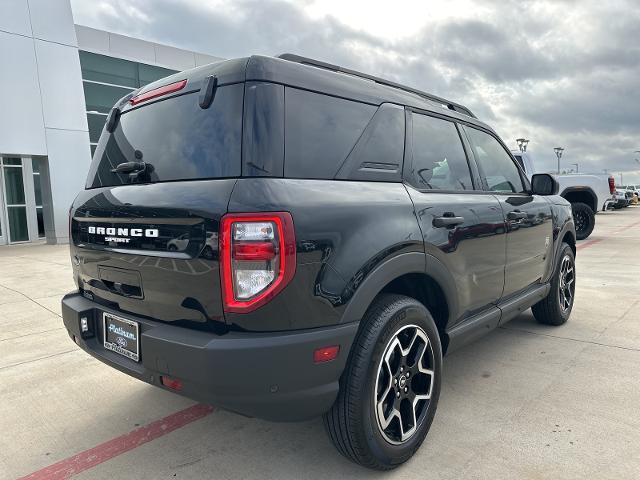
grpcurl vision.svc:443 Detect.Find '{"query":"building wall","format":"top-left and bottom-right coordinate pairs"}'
top-left (75, 25), bottom-right (223, 71)
top-left (0, 3), bottom-right (224, 245)
top-left (0, 0), bottom-right (90, 244)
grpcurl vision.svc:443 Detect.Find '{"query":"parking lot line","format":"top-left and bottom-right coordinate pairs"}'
top-left (17, 403), bottom-right (215, 480)
top-left (576, 218), bottom-right (640, 251)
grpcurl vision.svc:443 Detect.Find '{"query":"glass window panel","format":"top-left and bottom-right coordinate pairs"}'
top-left (465, 127), bottom-right (525, 193)
top-left (8, 207), bottom-right (29, 242)
top-left (87, 85), bottom-right (243, 188)
top-left (36, 207), bottom-right (45, 238)
top-left (4, 166), bottom-right (26, 205)
top-left (284, 88), bottom-right (376, 179)
top-left (90, 144), bottom-right (97, 158)
top-left (3, 157), bottom-right (21, 166)
top-left (79, 51), bottom-right (138, 88)
top-left (87, 113), bottom-right (107, 143)
top-left (83, 81), bottom-right (134, 114)
top-left (410, 114), bottom-right (473, 191)
top-left (33, 173), bottom-right (43, 206)
top-left (32, 158), bottom-right (41, 173)
top-left (138, 63), bottom-right (177, 86)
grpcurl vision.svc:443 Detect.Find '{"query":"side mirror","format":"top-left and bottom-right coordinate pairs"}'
top-left (531, 173), bottom-right (559, 195)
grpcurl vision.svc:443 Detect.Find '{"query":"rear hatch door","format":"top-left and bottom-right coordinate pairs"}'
top-left (71, 71), bottom-right (245, 327)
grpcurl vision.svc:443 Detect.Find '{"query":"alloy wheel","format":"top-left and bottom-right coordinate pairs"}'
top-left (374, 324), bottom-right (435, 445)
top-left (558, 254), bottom-right (575, 314)
top-left (574, 211), bottom-right (587, 234)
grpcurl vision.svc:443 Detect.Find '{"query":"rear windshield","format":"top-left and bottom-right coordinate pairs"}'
top-left (86, 84), bottom-right (243, 188)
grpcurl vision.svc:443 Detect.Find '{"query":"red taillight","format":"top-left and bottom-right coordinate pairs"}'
top-left (160, 376), bottom-right (183, 391)
top-left (220, 212), bottom-right (296, 313)
top-left (313, 346), bottom-right (340, 363)
top-left (233, 241), bottom-right (276, 261)
top-left (608, 176), bottom-right (616, 195)
top-left (129, 79), bottom-right (187, 106)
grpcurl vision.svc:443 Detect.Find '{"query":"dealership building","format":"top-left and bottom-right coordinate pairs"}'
top-left (0, 0), bottom-right (222, 245)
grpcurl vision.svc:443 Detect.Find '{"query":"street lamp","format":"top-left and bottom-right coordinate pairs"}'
top-left (554, 147), bottom-right (564, 174)
top-left (516, 138), bottom-right (529, 152)
top-left (572, 163), bottom-right (579, 173)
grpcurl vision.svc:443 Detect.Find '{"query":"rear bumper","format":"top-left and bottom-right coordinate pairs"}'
top-left (62, 293), bottom-right (358, 421)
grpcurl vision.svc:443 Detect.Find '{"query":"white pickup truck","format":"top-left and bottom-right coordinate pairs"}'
top-left (512, 151), bottom-right (616, 240)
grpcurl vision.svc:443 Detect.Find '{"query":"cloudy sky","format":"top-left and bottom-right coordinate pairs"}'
top-left (71, 0), bottom-right (640, 183)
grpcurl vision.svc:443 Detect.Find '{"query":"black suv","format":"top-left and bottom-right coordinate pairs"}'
top-left (63, 54), bottom-right (576, 469)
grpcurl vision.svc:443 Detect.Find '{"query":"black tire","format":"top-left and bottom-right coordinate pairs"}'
top-left (323, 294), bottom-right (442, 470)
top-left (532, 242), bottom-right (575, 326)
top-left (571, 202), bottom-right (595, 240)
top-left (167, 244), bottom-right (178, 251)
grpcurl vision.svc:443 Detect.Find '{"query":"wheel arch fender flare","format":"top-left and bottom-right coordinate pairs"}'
top-left (560, 186), bottom-right (598, 212)
top-left (556, 223), bottom-right (577, 261)
top-left (339, 252), bottom-right (459, 330)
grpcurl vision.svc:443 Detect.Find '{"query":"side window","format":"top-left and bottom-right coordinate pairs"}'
top-left (465, 128), bottom-right (526, 194)
top-left (284, 88), bottom-right (376, 179)
top-left (335, 103), bottom-right (405, 181)
top-left (409, 113), bottom-right (474, 191)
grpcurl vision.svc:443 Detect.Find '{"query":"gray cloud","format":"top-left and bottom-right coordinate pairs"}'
top-left (71, 0), bottom-right (640, 180)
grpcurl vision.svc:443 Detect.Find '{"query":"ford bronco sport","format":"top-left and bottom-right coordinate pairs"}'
top-left (63, 54), bottom-right (576, 470)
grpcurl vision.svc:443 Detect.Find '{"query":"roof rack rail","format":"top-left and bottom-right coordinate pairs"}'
top-left (276, 53), bottom-right (476, 118)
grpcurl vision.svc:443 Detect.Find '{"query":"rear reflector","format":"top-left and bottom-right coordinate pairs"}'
top-left (129, 79), bottom-right (187, 106)
top-left (160, 376), bottom-right (183, 391)
top-left (313, 345), bottom-right (340, 363)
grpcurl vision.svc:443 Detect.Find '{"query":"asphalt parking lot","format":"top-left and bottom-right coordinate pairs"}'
top-left (2, 206), bottom-right (640, 480)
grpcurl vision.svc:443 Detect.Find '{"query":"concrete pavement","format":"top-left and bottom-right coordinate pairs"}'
top-left (1, 207), bottom-right (639, 479)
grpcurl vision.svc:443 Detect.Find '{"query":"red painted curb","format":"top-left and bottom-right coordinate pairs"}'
top-left (18, 403), bottom-right (215, 480)
top-left (576, 238), bottom-right (602, 251)
top-left (576, 218), bottom-right (640, 251)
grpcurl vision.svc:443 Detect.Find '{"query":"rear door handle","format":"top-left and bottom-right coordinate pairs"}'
top-left (507, 210), bottom-right (527, 221)
top-left (433, 215), bottom-right (465, 228)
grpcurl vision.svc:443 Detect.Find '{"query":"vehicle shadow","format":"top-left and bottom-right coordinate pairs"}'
top-left (43, 310), bottom-right (565, 479)
top-left (137, 310), bottom-right (568, 479)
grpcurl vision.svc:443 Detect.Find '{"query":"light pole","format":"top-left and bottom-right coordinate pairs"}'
top-left (572, 163), bottom-right (579, 173)
top-left (516, 138), bottom-right (529, 152)
top-left (620, 173), bottom-right (623, 186)
top-left (554, 147), bottom-right (564, 174)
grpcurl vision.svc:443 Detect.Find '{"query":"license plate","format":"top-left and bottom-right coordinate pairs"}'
top-left (103, 312), bottom-right (140, 362)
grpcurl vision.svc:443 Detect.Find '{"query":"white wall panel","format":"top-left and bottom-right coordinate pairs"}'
top-left (195, 52), bottom-right (223, 67)
top-left (0, 0), bottom-right (32, 36)
top-left (44, 128), bottom-right (91, 242)
top-left (74, 25), bottom-right (109, 52)
top-left (155, 44), bottom-right (195, 70)
top-left (35, 39), bottom-right (88, 132)
top-left (28, 0), bottom-right (77, 46)
top-left (109, 32), bottom-right (155, 64)
top-left (0, 31), bottom-right (46, 156)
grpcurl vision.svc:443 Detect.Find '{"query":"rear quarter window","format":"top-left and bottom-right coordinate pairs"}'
top-left (284, 88), bottom-right (376, 179)
top-left (86, 84), bottom-right (243, 188)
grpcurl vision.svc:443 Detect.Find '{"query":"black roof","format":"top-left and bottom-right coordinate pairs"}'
top-left (125, 54), bottom-right (490, 131)
top-left (277, 53), bottom-right (475, 118)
